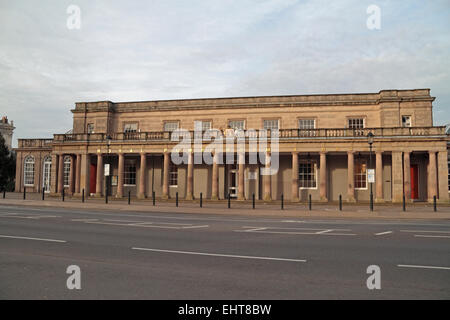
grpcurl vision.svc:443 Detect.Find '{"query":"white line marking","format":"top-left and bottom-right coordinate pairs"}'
top-left (181, 225), bottom-right (209, 229)
top-left (0, 235), bottom-right (66, 243)
top-left (233, 230), bottom-right (356, 236)
top-left (398, 264), bottom-right (450, 270)
top-left (243, 227), bottom-right (268, 232)
top-left (315, 229), bottom-right (333, 234)
top-left (375, 231), bottom-right (393, 236)
top-left (132, 247), bottom-right (306, 263)
top-left (414, 235), bottom-right (450, 239)
top-left (400, 230), bottom-right (450, 234)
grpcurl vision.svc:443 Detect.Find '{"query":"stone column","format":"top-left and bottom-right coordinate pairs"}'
top-left (263, 152), bottom-right (271, 201)
top-left (238, 152), bottom-right (245, 200)
top-left (116, 153), bottom-right (124, 198)
top-left (96, 154), bottom-right (103, 196)
top-left (392, 151), bottom-right (403, 203)
top-left (375, 152), bottom-right (383, 202)
top-left (69, 155), bottom-right (75, 194)
top-left (437, 151), bottom-right (449, 202)
top-left (347, 151), bottom-right (355, 202)
top-left (211, 152), bottom-right (219, 200)
top-left (138, 153), bottom-right (146, 199)
top-left (291, 152), bottom-right (299, 202)
top-left (186, 151), bottom-right (194, 200)
top-left (403, 151), bottom-right (411, 201)
top-left (162, 152), bottom-right (170, 199)
top-left (319, 152), bottom-right (327, 202)
top-left (58, 154), bottom-right (64, 194)
top-left (428, 151), bottom-right (437, 202)
top-left (75, 154), bottom-right (81, 194)
top-left (51, 154), bottom-right (59, 194)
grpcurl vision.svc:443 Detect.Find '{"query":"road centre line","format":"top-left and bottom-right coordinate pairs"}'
top-left (400, 230), bottom-right (450, 233)
top-left (132, 247), bottom-right (307, 263)
top-left (414, 235), bottom-right (450, 239)
top-left (398, 264), bottom-right (450, 271)
top-left (375, 231), bottom-right (393, 236)
top-left (0, 234), bottom-right (66, 243)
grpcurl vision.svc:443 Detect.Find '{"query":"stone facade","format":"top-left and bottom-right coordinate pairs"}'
top-left (0, 116), bottom-right (15, 150)
top-left (14, 89), bottom-right (450, 203)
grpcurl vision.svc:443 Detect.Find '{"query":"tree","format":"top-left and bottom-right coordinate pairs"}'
top-left (0, 132), bottom-right (16, 191)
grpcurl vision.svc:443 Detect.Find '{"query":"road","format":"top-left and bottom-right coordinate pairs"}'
top-left (0, 204), bottom-right (449, 299)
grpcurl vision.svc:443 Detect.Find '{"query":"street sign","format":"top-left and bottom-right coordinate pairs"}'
top-left (104, 163), bottom-right (110, 176)
top-left (368, 169), bottom-right (375, 183)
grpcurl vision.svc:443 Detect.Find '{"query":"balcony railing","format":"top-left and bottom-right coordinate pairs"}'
top-left (18, 139), bottom-right (53, 148)
top-left (52, 126), bottom-right (447, 143)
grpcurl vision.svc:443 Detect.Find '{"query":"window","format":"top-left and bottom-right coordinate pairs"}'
top-left (298, 119), bottom-right (315, 129)
top-left (402, 115), bottom-right (411, 127)
top-left (124, 123), bottom-right (138, 133)
top-left (24, 156), bottom-right (35, 186)
top-left (263, 119), bottom-right (279, 130)
top-left (164, 121), bottom-right (179, 132)
top-left (354, 160), bottom-right (367, 189)
top-left (228, 120), bottom-right (245, 130)
top-left (124, 161), bottom-right (136, 185)
top-left (196, 121), bottom-right (211, 131)
top-left (169, 162), bottom-right (178, 187)
top-left (63, 157), bottom-right (71, 187)
top-left (299, 160), bottom-right (317, 189)
top-left (348, 118), bottom-right (365, 129)
top-left (87, 123), bottom-right (94, 134)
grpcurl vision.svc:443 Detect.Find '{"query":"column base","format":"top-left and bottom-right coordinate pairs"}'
top-left (291, 197), bottom-right (299, 202)
top-left (375, 198), bottom-right (385, 203)
top-left (319, 197), bottom-right (328, 203)
top-left (161, 194), bottom-right (169, 200)
top-left (185, 194), bottom-right (194, 200)
top-left (94, 193), bottom-right (103, 198)
top-left (211, 195), bottom-right (218, 200)
top-left (137, 194), bottom-right (146, 200)
top-left (263, 195), bottom-right (272, 201)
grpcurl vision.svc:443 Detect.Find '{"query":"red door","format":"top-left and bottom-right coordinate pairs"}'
top-left (410, 165), bottom-right (419, 200)
top-left (90, 163), bottom-right (97, 194)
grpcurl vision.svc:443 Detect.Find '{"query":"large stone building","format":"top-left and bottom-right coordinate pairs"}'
top-left (14, 89), bottom-right (450, 203)
top-left (0, 116), bottom-right (15, 150)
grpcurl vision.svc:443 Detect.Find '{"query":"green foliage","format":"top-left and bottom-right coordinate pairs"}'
top-left (0, 133), bottom-right (16, 191)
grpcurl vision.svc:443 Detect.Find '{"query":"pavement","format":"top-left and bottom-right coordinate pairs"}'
top-left (0, 197), bottom-right (449, 299)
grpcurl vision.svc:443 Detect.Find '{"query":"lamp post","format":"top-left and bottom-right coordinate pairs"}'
top-left (105, 135), bottom-right (112, 203)
top-left (367, 132), bottom-right (374, 211)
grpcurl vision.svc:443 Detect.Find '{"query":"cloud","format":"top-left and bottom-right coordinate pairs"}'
top-left (0, 0), bottom-right (449, 147)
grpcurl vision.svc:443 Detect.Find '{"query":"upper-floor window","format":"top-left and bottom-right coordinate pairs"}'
top-left (402, 115), bottom-right (412, 127)
top-left (164, 121), bottom-right (179, 132)
top-left (299, 119), bottom-right (315, 129)
top-left (24, 156), bottom-right (35, 186)
top-left (354, 160), bottom-right (367, 189)
top-left (87, 123), bottom-right (94, 134)
top-left (63, 157), bottom-right (71, 187)
top-left (299, 160), bottom-right (317, 189)
top-left (124, 123), bottom-right (138, 133)
top-left (194, 120), bottom-right (212, 131)
top-left (263, 119), bottom-right (279, 130)
top-left (348, 118), bottom-right (365, 129)
top-left (228, 120), bottom-right (245, 130)
top-left (124, 160), bottom-right (136, 185)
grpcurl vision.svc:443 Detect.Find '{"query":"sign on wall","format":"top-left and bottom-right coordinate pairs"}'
top-left (104, 164), bottom-right (110, 176)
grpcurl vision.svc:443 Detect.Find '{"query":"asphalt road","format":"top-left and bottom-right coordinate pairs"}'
top-left (0, 204), bottom-right (449, 299)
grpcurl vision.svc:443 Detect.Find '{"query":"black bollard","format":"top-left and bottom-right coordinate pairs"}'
top-left (228, 193), bottom-right (230, 209)
top-left (128, 191), bottom-right (131, 205)
top-left (281, 194), bottom-right (284, 210)
top-left (200, 192), bottom-right (203, 208)
top-left (309, 194), bottom-right (312, 211)
top-left (82, 189), bottom-right (85, 203)
top-left (105, 191), bottom-right (108, 204)
top-left (252, 193), bottom-right (255, 209)
top-left (23, 188), bottom-right (26, 200)
top-left (370, 193), bottom-right (373, 212)
top-left (3, 189), bottom-right (6, 199)
top-left (339, 194), bottom-right (342, 211)
top-left (176, 192), bottom-right (178, 207)
top-left (62, 188), bottom-right (65, 202)
top-left (42, 188), bottom-right (45, 201)
top-left (433, 195), bottom-right (437, 212)
top-left (402, 195), bottom-right (405, 212)
top-left (152, 191), bottom-right (155, 206)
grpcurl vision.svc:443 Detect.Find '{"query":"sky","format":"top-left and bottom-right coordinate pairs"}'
top-left (1, 0), bottom-right (449, 147)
